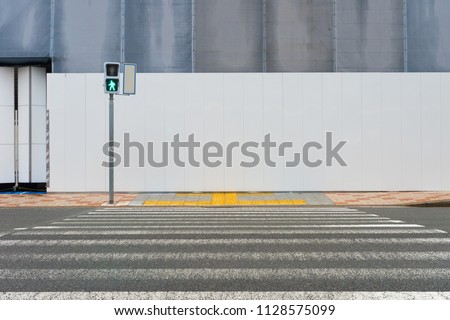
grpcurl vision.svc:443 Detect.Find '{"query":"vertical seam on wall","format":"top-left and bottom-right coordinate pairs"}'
top-left (262, 0), bottom-right (267, 73)
top-left (360, 74), bottom-right (363, 189)
top-left (419, 74), bottom-right (423, 188)
top-left (50, 0), bottom-right (55, 71)
top-left (439, 74), bottom-right (442, 189)
top-left (202, 74), bottom-right (205, 190)
top-left (241, 75), bottom-right (244, 189)
top-left (183, 75), bottom-right (186, 191)
top-left (403, 0), bottom-right (408, 72)
top-left (400, 75), bottom-right (403, 190)
top-left (28, 67), bottom-right (32, 183)
top-left (120, 0), bottom-right (126, 64)
top-left (381, 74), bottom-right (384, 189)
top-left (339, 74), bottom-right (343, 190)
top-left (321, 74), bottom-right (324, 187)
top-left (262, 74), bottom-right (265, 189)
top-left (84, 75), bottom-right (87, 191)
top-left (192, 0), bottom-right (196, 73)
top-left (281, 74), bottom-right (284, 187)
top-left (333, 0), bottom-right (337, 72)
top-left (221, 74), bottom-right (225, 191)
top-left (46, 110), bottom-right (50, 188)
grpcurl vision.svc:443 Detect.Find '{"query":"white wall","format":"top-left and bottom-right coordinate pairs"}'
top-left (18, 67), bottom-right (47, 183)
top-left (0, 67), bottom-right (14, 184)
top-left (47, 73), bottom-right (450, 192)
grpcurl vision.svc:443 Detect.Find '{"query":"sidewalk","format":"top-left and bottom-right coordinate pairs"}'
top-left (1, 192), bottom-right (450, 207)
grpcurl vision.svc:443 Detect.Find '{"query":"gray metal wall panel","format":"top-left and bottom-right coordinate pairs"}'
top-left (0, 0), bottom-right (50, 59)
top-left (336, 0), bottom-right (404, 72)
top-left (266, 0), bottom-right (333, 72)
top-left (125, 0), bottom-right (192, 72)
top-left (53, 0), bottom-right (121, 73)
top-left (195, 0), bottom-right (263, 72)
top-left (408, 0), bottom-right (450, 72)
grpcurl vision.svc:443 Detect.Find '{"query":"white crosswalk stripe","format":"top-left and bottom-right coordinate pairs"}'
top-left (0, 207), bottom-right (448, 293)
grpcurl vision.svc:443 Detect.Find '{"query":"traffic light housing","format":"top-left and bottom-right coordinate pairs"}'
top-left (104, 62), bottom-right (120, 93)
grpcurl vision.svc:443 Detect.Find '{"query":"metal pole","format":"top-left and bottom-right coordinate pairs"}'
top-left (14, 109), bottom-right (18, 192)
top-left (109, 93), bottom-right (114, 205)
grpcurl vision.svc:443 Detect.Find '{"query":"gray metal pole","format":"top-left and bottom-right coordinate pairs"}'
top-left (14, 109), bottom-right (18, 192)
top-left (109, 93), bottom-right (114, 205)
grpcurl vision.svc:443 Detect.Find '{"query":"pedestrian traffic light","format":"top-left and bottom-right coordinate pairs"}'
top-left (104, 62), bottom-right (120, 94)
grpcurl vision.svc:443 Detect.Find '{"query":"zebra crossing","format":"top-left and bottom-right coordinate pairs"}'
top-left (0, 207), bottom-right (449, 293)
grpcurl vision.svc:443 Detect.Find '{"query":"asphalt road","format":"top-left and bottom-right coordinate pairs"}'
top-left (0, 206), bottom-right (449, 294)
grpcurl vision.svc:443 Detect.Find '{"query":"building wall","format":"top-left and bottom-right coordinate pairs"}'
top-left (194, 0), bottom-right (263, 72)
top-left (53, 0), bottom-right (121, 73)
top-left (125, 0), bottom-right (192, 72)
top-left (0, 68), bottom-right (15, 184)
top-left (0, 0), bottom-right (50, 60)
top-left (336, 0), bottom-right (404, 72)
top-left (2, 0), bottom-right (450, 72)
top-left (266, 0), bottom-right (334, 72)
top-left (408, 0), bottom-right (450, 71)
top-left (47, 73), bottom-right (450, 192)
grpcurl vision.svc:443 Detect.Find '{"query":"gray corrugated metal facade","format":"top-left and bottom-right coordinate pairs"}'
top-left (266, 0), bottom-right (334, 72)
top-left (53, 0), bottom-right (121, 73)
top-left (0, 0), bottom-right (449, 72)
top-left (408, 0), bottom-right (450, 72)
top-left (0, 0), bottom-right (50, 60)
top-left (125, 0), bottom-right (192, 72)
top-left (195, 0), bottom-right (263, 72)
top-left (336, 0), bottom-right (404, 72)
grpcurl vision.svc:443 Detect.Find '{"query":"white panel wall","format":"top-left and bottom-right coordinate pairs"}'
top-left (224, 74), bottom-right (244, 191)
top-left (322, 74), bottom-right (343, 191)
top-left (441, 73), bottom-right (450, 190)
top-left (341, 74), bottom-right (363, 191)
top-left (0, 67), bottom-right (14, 184)
top-left (48, 73), bottom-right (450, 192)
top-left (145, 75), bottom-right (166, 191)
top-left (401, 74), bottom-right (422, 190)
top-left (361, 73), bottom-right (382, 190)
top-left (18, 67), bottom-right (47, 184)
top-left (421, 74), bottom-right (442, 191)
top-left (243, 74), bottom-right (264, 191)
top-left (165, 74), bottom-right (187, 191)
top-left (282, 73), bottom-right (303, 191)
top-left (203, 74), bottom-right (224, 191)
top-left (263, 74), bottom-right (284, 191)
top-left (302, 74), bottom-right (323, 191)
top-left (382, 74), bottom-right (402, 190)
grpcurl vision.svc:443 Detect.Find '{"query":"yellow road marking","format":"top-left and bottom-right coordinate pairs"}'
top-left (175, 193), bottom-right (212, 197)
top-left (237, 192), bottom-right (274, 196)
top-left (211, 193), bottom-right (225, 205)
top-left (225, 193), bottom-right (238, 205)
top-left (143, 193), bottom-right (306, 206)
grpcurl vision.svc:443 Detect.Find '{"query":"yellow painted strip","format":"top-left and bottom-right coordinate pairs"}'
top-left (183, 201), bottom-right (200, 206)
top-left (277, 200), bottom-right (307, 205)
top-left (211, 193), bottom-right (225, 206)
top-left (175, 193), bottom-right (212, 197)
top-left (196, 201), bottom-right (212, 206)
top-left (143, 193), bottom-right (306, 207)
top-left (237, 192), bottom-right (274, 196)
top-left (225, 193), bottom-right (238, 205)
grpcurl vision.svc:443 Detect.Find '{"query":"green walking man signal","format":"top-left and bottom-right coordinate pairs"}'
top-left (104, 62), bottom-right (120, 94)
top-left (105, 78), bottom-right (119, 93)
